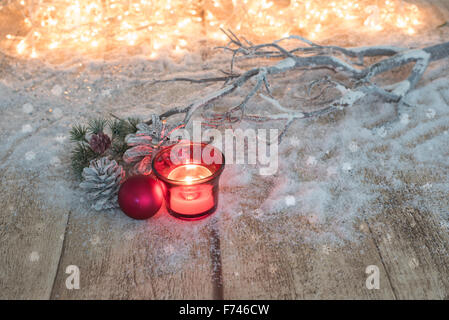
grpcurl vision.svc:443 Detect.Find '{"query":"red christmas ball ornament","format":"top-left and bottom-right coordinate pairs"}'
top-left (118, 175), bottom-right (163, 220)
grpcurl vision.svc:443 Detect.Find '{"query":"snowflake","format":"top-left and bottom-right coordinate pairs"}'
top-left (348, 141), bottom-right (359, 153)
top-left (51, 85), bottom-right (63, 96)
top-left (342, 162), bottom-right (353, 172)
top-left (29, 251), bottom-right (40, 262)
top-left (425, 108), bottom-right (436, 119)
top-left (22, 124), bottom-right (32, 133)
top-left (25, 151), bottom-right (36, 161)
top-left (400, 113), bottom-right (410, 125)
top-left (22, 103), bottom-right (34, 114)
top-left (306, 155), bottom-right (317, 167)
top-left (101, 89), bottom-right (112, 97)
top-left (55, 135), bottom-right (67, 143)
top-left (284, 195), bottom-right (296, 206)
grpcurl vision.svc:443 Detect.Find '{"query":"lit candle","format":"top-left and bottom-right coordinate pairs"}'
top-left (152, 142), bottom-right (225, 220)
top-left (167, 165), bottom-right (215, 215)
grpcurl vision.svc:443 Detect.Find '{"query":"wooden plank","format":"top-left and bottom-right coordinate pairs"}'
top-left (367, 204), bottom-right (449, 299)
top-left (218, 3), bottom-right (449, 296)
top-left (363, 3), bottom-right (449, 299)
top-left (49, 211), bottom-right (215, 299)
top-left (217, 175), bottom-right (395, 299)
top-left (218, 171), bottom-right (449, 299)
top-left (0, 171), bottom-right (69, 299)
top-left (1, 0), bottom-right (448, 301)
top-left (0, 7), bottom-right (69, 300)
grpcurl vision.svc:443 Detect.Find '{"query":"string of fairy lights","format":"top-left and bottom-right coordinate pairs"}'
top-left (1, 0), bottom-right (422, 59)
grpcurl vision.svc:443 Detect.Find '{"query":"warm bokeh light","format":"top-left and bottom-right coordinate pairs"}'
top-left (1, 0), bottom-right (422, 59)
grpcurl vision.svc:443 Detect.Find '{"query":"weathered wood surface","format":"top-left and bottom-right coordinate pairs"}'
top-left (1, 1), bottom-right (448, 300)
top-left (0, 8), bottom-right (69, 300)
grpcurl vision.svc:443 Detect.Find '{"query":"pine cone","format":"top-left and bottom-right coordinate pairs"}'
top-left (89, 132), bottom-right (111, 154)
top-left (122, 115), bottom-right (176, 174)
top-left (80, 157), bottom-right (125, 211)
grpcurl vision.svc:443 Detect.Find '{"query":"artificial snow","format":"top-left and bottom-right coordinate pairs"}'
top-left (22, 103), bottom-right (34, 114)
top-left (0, 25), bottom-right (448, 274)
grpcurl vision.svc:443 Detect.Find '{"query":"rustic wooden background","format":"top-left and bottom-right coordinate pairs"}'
top-left (0, 0), bottom-right (448, 299)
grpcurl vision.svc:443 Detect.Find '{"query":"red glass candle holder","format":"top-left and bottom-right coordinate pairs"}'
top-left (152, 141), bottom-right (225, 221)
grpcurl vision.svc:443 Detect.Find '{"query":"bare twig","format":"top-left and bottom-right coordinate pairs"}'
top-left (144, 30), bottom-right (449, 139)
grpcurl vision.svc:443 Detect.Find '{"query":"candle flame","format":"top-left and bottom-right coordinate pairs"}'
top-left (167, 164), bottom-right (213, 183)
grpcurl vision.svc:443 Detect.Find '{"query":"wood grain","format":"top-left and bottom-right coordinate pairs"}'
top-left (0, 172), bottom-right (68, 299)
top-left (217, 182), bottom-right (396, 299)
top-left (0, 9), bottom-right (69, 300)
top-left (0, 0), bottom-right (448, 300)
top-left (49, 211), bottom-right (215, 299)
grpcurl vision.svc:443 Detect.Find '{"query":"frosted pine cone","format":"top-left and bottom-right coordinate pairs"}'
top-left (80, 157), bottom-right (125, 211)
top-left (123, 133), bottom-right (154, 174)
top-left (123, 115), bottom-right (172, 174)
top-left (123, 116), bottom-right (181, 174)
top-left (137, 115), bottom-right (165, 144)
top-left (89, 132), bottom-right (111, 154)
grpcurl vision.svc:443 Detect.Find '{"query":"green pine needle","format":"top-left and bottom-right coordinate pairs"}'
top-left (127, 117), bottom-right (140, 133)
top-left (109, 117), bottom-right (140, 140)
top-left (70, 116), bottom-right (140, 177)
top-left (109, 119), bottom-right (127, 139)
top-left (87, 118), bottom-right (108, 134)
top-left (70, 124), bottom-right (88, 142)
top-left (71, 143), bottom-right (96, 178)
top-left (111, 141), bottom-right (129, 158)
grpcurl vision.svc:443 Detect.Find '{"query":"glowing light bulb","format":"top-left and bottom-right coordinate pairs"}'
top-left (49, 42), bottom-right (59, 49)
top-left (153, 41), bottom-right (161, 50)
top-left (17, 40), bottom-right (26, 54)
top-left (0, 0), bottom-right (423, 59)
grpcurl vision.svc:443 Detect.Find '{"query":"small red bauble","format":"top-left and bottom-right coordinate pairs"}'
top-left (118, 175), bottom-right (163, 220)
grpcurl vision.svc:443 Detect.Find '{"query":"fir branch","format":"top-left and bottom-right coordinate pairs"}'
top-left (127, 117), bottom-right (140, 133)
top-left (70, 124), bottom-right (88, 142)
top-left (109, 118), bottom-right (139, 140)
top-left (109, 119), bottom-right (127, 139)
top-left (111, 141), bottom-right (129, 158)
top-left (71, 142), bottom-right (97, 178)
top-left (87, 118), bottom-right (108, 134)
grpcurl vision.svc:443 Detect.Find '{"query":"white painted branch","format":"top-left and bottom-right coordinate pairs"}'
top-left (147, 32), bottom-right (449, 140)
